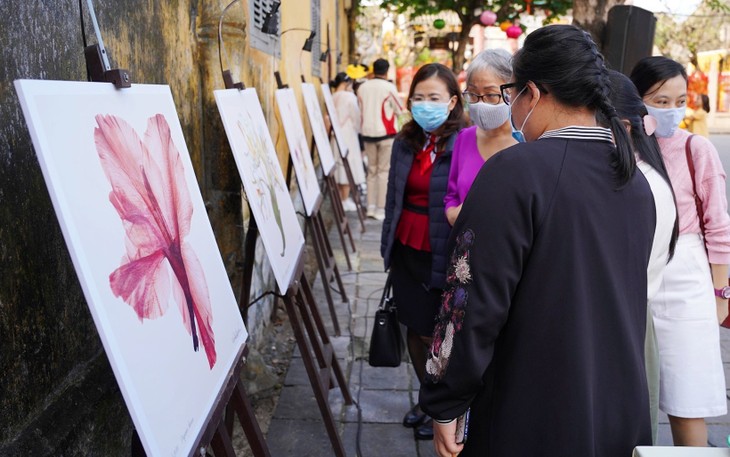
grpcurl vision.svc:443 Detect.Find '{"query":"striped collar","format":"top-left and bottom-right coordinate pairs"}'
top-left (538, 126), bottom-right (613, 143)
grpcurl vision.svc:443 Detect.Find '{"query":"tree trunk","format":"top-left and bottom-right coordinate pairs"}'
top-left (346, 0), bottom-right (361, 63)
top-left (453, 18), bottom-right (474, 72)
top-left (572, 0), bottom-right (626, 48)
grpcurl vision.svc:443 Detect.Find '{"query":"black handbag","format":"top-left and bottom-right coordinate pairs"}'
top-left (368, 273), bottom-right (403, 367)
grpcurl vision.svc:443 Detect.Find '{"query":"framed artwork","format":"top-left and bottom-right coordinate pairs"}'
top-left (320, 83), bottom-right (349, 159)
top-left (14, 80), bottom-right (248, 457)
top-left (301, 83), bottom-right (336, 177)
top-left (274, 88), bottom-right (321, 216)
top-left (213, 87), bottom-right (305, 293)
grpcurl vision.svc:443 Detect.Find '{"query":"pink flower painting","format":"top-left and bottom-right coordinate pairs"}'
top-left (94, 113), bottom-right (217, 369)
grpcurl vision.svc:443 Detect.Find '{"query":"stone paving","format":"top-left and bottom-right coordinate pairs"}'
top-left (265, 214), bottom-right (730, 456)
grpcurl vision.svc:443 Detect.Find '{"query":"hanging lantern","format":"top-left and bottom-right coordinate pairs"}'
top-left (480, 11), bottom-right (497, 26)
top-left (506, 25), bottom-right (523, 39)
top-left (499, 21), bottom-right (512, 32)
top-left (434, 18), bottom-right (446, 29)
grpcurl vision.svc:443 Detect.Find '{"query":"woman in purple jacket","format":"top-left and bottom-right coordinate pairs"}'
top-left (445, 49), bottom-right (517, 225)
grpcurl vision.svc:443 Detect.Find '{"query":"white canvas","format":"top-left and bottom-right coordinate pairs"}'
top-left (320, 83), bottom-right (349, 158)
top-left (14, 80), bottom-right (248, 457)
top-left (301, 83), bottom-right (336, 177)
top-left (213, 88), bottom-right (305, 293)
top-left (274, 88), bottom-right (322, 216)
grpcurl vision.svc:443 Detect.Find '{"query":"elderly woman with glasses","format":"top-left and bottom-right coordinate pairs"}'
top-left (444, 49), bottom-right (517, 226)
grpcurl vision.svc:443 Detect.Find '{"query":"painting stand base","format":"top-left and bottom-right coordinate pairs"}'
top-left (131, 348), bottom-right (271, 457)
top-left (305, 204), bottom-right (349, 337)
top-left (283, 271), bottom-right (353, 457)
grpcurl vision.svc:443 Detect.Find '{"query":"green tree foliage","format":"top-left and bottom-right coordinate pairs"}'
top-left (378, 0), bottom-right (572, 71)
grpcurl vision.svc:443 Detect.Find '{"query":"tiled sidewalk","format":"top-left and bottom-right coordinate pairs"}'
top-left (265, 215), bottom-right (730, 456)
top-left (265, 216), bottom-right (436, 457)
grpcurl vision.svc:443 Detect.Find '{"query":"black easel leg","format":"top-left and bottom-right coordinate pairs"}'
top-left (315, 210), bottom-right (349, 304)
top-left (299, 278), bottom-right (353, 405)
top-left (210, 420), bottom-right (236, 457)
top-left (325, 175), bottom-right (354, 270)
top-left (232, 382), bottom-right (272, 457)
top-left (342, 158), bottom-right (366, 232)
top-left (307, 215), bottom-right (342, 336)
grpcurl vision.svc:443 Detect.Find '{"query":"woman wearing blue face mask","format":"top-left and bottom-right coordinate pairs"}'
top-left (420, 25), bottom-right (656, 457)
top-left (444, 49), bottom-right (517, 226)
top-left (381, 63), bottom-right (465, 441)
top-left (631, 56), bottom-right (730, 447)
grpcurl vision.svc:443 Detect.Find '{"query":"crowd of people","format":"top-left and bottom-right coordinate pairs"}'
top-left (339, 23), bottom-right (728, 457)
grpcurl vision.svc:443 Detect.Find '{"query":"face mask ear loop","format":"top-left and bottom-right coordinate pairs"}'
top-left (518, 86), bottom-right (540, 134)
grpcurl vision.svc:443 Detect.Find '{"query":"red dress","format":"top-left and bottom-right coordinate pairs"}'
top-left (396, 136), bottom-right (440, 252)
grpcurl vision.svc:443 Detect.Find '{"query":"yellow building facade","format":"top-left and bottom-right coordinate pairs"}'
top-left (228, 0), bottom-right (351, 170)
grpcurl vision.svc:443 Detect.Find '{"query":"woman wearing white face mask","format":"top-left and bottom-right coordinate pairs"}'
top-left (631, 56), bottom-right (730, 447)
top-left (444, 49), bottom-right (517, 226)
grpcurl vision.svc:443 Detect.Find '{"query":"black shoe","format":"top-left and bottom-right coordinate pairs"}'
top-left (414, 417), bottom-right (434, 441)
top-left (403, 405), bottom-right (427, 428)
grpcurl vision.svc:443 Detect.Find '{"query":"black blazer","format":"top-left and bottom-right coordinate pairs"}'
top-left (420, 137), bottom-right (655, 456)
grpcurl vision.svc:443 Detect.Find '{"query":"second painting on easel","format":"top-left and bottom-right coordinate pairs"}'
top-left (214, 88), bottom-right (306, 294)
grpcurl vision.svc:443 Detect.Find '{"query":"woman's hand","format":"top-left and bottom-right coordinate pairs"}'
top-left (446, 204), bottom-right (462, 226)
top-left (433, 420), bottom-right (464, 457)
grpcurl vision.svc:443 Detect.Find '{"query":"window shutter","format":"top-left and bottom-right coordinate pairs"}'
top-left (249, 0), bottom-right (280, 56)
top-left (311, 0), bottom-right (321, 78)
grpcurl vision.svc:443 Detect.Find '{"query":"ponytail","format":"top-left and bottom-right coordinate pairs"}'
top-left (511, 25), bottom-right (637, 187)
top-left (583, 30), bottom-right (636, 187)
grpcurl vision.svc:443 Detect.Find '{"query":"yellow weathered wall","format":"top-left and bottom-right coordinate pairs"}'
top-left (0, 1), bottom-right (349, 454)
top-left (239, 0), bottom-right (349, 169)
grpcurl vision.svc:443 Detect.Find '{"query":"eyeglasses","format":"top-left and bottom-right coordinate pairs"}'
top-left (500, 82), bottom-right (549, 105)
top-left (462, 91), bottom-right (503, 105)
top-left (499, 83), bottom-right (519, 106)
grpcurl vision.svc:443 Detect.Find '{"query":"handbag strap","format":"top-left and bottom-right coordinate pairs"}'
top-left (684, 134), bottom-right (706, 235)
top-left (379, 272), bottom-right (394, 311)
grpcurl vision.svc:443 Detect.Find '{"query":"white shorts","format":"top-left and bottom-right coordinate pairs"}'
top-left (650, 234), bottom-right (727, 418)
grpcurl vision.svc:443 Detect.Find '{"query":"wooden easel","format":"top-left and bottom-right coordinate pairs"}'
top-left (282, 254), bottom-right (353, 457)
top-left (239, 206), bottom-right (353, 456)
top-left (304, 195), bottom-right (348, 336)
top-left (277, 74), bottom-right (348, 336)
top-left (319, 79), bottom-right (367, 232)
top-left (302, 75), bottom-right (356, 271)
top-left (80, 0), bottom-right (274, 453)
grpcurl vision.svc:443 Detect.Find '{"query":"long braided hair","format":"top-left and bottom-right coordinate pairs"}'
top-left (511, 25), bottom-right (636, 187)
